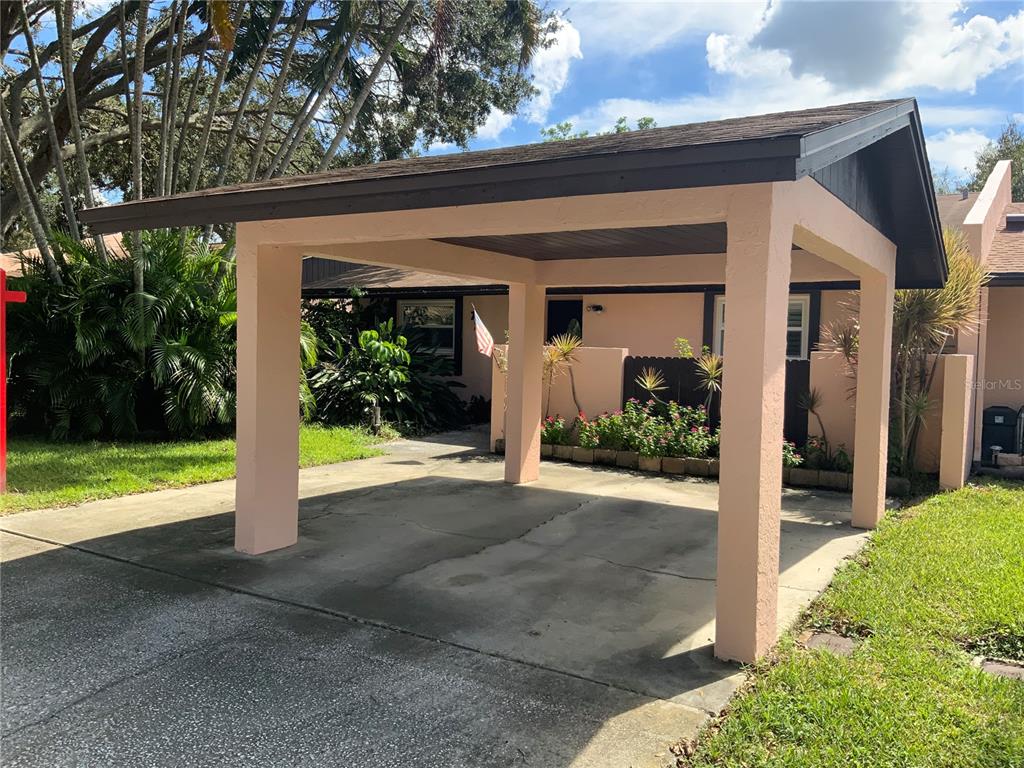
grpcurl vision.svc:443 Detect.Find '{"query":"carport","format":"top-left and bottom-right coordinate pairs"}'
top-left (80, 98), bottom-right (945, 664)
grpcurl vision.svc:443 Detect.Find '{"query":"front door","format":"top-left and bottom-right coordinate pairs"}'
top-left (546, 299), bottom-right (583, 341)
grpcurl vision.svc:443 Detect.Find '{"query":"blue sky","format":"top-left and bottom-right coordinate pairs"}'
top-left (444, 0), bottom-right (1024, 183)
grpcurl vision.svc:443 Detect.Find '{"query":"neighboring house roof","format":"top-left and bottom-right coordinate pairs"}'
top-left (0, 234), bottom-right (126, 278)
top-left (80, 99), bottom-right (946, 289)
top-left (936, 192), bottom-right (980, 230)
top-left (988, 202), bottom-right (1024, 284)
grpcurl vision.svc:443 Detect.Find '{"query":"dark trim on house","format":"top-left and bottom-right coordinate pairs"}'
top-left (702, 291), bottom-right (717, 351)
top-left (549, 284), bottom-right (725, 296)
top-left (808, 290), bottom-right (822, 352)
top-left (304, 284), bottom-right (507, 299)
top-left (452, 296), bottom-right (464, 376)
top-left (304, 280), bottom-right (862, 300)
top-left (389, 293), bottom-right (464, 376)
top-left (989, 273), bottom-right (1024, 287)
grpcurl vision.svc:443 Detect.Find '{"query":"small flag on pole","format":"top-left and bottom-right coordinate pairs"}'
top-left (472, 307), bottom-right (494, 357)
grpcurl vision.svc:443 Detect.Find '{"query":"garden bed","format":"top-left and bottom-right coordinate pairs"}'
top-left (494, 439), bottom-right (912, 497)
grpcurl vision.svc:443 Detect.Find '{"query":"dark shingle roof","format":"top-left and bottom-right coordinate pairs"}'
top-left (78, 98), bottom-right (945, 289)
top-left (988, 202), bottom-right (1024, 278)
top-left (936, 192), bottom-right (980, 230)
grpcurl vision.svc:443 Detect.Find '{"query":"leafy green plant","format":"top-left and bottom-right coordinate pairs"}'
top-left (8, 230), bottom-right (242, 439)
top-left (782, 441), bottom-right (803, 468)
top-left (541, 415), bottom-right (570, 445)
top-left (576, 416), bottom-right (600, 449)
top-left (821, 227), bottom-right (989, 477)
top-left (674, 337), bottom-right (695, 358)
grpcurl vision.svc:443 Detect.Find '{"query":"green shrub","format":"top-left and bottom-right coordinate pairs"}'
top-left (8, 231), bottom-right (240, 439)
top-left (541, 415), bottom-right (570, 445)
top-left (576, 416), bottom-right (600, 449)
top-left (782, 440), bottom-right (803, 468)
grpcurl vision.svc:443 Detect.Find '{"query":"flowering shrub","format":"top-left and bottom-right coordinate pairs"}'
top-left (540, 400), bottom-right (794, 469)
top-left (782, 441), bottom-right (803, 468)
top-left (576, 414), bottom-right (600, 449)
top-left (541, 415), bottom-right (570, 445)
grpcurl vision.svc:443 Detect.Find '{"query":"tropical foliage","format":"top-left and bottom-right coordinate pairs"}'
top-left (2, 0), bottom-right (554, 253)
top-left (821, 227), bottom-right (989, 476)
top-left (308, 315), bottom-right (467, 433)
top-left (7, 230), bottom-right (241, 438)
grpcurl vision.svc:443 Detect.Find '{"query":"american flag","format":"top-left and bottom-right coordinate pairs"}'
top-left (472, 308), bottom-right (494, 357)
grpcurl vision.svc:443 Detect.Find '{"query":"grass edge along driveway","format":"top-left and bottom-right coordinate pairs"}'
top-left (1, 425), bottom-right (385, 515)
top-left (686, 480), bottom-right (1024, 768)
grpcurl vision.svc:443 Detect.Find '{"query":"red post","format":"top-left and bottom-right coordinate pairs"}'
top-left (1, 268), bottom-right (27, 494)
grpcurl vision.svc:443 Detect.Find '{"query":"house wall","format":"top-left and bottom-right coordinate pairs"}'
top-left (808, 351), bottom-right (952, 473)
top-left (574, 292), bottom-right (705, 357)
top-left (458, 294), bottom-right (508, 404)
top-left (983, 286), bottom-right (1024, 411)
top-left (489, 345), bottom-right (629, 447)
top-left (819, 290), bottom-right (857, 332)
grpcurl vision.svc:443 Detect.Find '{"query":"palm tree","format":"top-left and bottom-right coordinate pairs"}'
top-left (820, 227), bottom-right (989, 476)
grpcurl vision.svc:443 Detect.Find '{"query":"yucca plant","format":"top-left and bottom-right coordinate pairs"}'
top-left (695, 350), bottom-right (724, 411)
top-left (635, 366), bottom-right (667, 403)
top-left (819, 227), bottom-right (989, 476)
top-left (548, 333), bottom-right (584, 416)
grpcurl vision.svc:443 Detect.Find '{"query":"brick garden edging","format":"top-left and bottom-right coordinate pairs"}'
top-left (495, 439), bottom-right (911, 497)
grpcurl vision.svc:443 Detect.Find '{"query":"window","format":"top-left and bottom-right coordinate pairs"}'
top-left (396, 299), bottom-right (456, 358)
top-left (713, 294), bottom-right (810, 360)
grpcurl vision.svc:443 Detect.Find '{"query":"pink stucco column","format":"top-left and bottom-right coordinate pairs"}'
top-left (851, 270), bottom-right (895, 528)
top-left (504, 283), bottom-right (545, 483)
top-left (715, 187), bottom-right (793, 664)
top-left (235, 240), bottom-right (302, 554)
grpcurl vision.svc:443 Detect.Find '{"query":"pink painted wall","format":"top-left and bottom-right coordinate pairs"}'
top-left (576, 292), bottom-right (704, 357)
top-left (983, 286), bottom-right (1024, 411)
top-left (490, 345), bottom-right (629, 444)
top-left (808, 351), bottom-right (954, 473)
top-left (458, 294), bottom-right (508, 404)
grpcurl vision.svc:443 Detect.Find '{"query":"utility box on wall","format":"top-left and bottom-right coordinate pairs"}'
top-left (981, 406), bottom-right (1018, 465)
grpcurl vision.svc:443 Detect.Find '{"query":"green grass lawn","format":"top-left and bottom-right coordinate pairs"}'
top-left (688, 481), bottom-right (1024, 768)
top-left (1, 425), bottom-right (385, 515)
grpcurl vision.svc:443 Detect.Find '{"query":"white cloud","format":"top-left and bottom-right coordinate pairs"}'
top-left (475, 110), bottom-right (515, 141)
top-left (526, 19), bottom-right (583, 124)
top-left (707, 1), bottom-right (1024, 96)
top-left (925, 128), bottom-right (992, 176)
top-left (568, 1), bottom-right (764, 58)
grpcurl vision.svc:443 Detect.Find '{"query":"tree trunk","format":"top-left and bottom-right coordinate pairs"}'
top-left (19, 0), bottom-right (79, 241)
top-left (57, 0), bottom-right (107, 261)
top-left (247, 1), bottom-right (310, 182)
top-left (1, 109), bottom-right (61, 283)
top-left (162, 1), bottom-right (186, 196)
top-left (130, 0), bottom-right (149, 295)
top-left (170, 37), bottom-right (209, 195)
top-left (155, 0), bottom-right (177, 197)
top-left (185, 3), bottom-right (242, 193)
top-left (267, 11), bottom-right (365, 179)
top-left (318, 0), bottom-right (417, 171)
top-left (212, 1), bottom-right (285, 188)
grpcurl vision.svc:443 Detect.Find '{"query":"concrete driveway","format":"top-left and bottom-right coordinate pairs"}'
top-left (1, 430), bottom-right (868, 767)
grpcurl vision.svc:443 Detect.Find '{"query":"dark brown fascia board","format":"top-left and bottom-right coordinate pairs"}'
top-left (301, 279), bottom-right (863, 299)
top-left (78, 136), bottom-right (805, 234)
top-left (988, 273), bottom-right (1024, 287)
